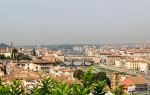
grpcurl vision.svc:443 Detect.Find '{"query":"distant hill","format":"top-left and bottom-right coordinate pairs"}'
top-left (0, 43), bottom-right (9, 48)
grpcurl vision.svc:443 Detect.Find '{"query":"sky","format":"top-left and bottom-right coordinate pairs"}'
top-left (0, 0), bottom-right (150, 45)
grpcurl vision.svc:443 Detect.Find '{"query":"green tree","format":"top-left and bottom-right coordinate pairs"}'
top-left (53, 83), bottom-right (70, 95)
top-left (32, 48), bottom-right (36, 56)
top-left (9, 80), bottom-right (24, 95)
top-left (80, 67), bottom-right (95, 88)
top-left (11, 48), bottom-right (18, 60)
top-left (17, 53), bottom-right (32, 61)
top-left (0, 78), bottom-right (10, 95)
top-left (0, 54), bottom-right (6, 60)
top-left (70, 83), bottom-right (88, 95)
top-left (38, 77), bottom-right (54, 95)
top-left (0, 66), bottom-right (128, 95)
top-left (29, 86), bottom-right (40, 95)
top-left (73, 69), bottom-right (84, 80)
top-left (93, 72), bottom-right (111, 87)
top-left (112, 85), bottom-right (124, 95)
top-left (92, 80), bottom-right (107, 95)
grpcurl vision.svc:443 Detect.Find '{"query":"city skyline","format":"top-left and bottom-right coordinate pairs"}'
top-left (1, 0), bottom-right (150, 45)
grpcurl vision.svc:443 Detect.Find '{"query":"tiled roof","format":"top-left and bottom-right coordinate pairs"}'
top-left (126, 49), bottom-right (150, 53)
top-left (119, 76), bottom-right (148, 86)
top-left (3, 69), bottom-right (41, 81)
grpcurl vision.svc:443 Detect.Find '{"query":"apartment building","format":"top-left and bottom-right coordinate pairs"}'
top-left (119, 76), bottom-right (149, 95)
top-left (114, 58), bottom-right (150, 73)
top-left (125, 49), bottom-right (150, 57)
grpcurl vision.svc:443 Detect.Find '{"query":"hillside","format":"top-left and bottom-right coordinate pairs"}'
top-left (0, 43), bottom-right (9, 48)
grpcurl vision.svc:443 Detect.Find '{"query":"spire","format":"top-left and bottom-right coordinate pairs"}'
top-left (37, 43), bottom-right (40, 49)
top-left (11, 42), bottom-right (13, 49)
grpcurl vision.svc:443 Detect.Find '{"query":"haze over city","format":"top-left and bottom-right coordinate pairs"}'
top-left (0, 0), bottom-right (150, 95)
top-left (0, 0), bottom-right (150, 45)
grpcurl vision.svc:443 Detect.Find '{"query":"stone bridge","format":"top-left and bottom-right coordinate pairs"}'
top-left (64, 56), bottom-right (95, 67)
top-left (65, 56), bottom-right (94, 62)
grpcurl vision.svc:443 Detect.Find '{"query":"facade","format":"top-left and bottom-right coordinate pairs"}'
top-left (125, 49), bottom-right (150, 57)
top-left (3, 68), bottom-right (41, 93)
top-left (125, 60), bottom-right (149, 73)
top-left (16, 61), bottom-right (56, 72)
top-left (119, 76), bottom-right (149, 95)
top-left (114, 58), bottom-right (150, 73)
top-left (108, 55), bottom-right (124, 66)
top-left (73, 46), bottom-right (83, 52)
top-left (49, 66), bottom-right (74, 78)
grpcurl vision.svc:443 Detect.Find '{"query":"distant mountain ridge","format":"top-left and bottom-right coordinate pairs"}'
top-left (0, 43), bottom-right (9, 48)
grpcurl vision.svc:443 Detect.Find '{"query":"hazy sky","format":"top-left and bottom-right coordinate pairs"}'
top-left (0, 0), bottom-right (150, 45)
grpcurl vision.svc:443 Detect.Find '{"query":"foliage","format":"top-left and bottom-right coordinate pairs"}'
top-left (32, 48), bottom-right (36, 56)
top-left (93, 72), bottom-right (111, 87)
top-left (52, 82), bottom-right (70, 95)
top-left (73, 69), bottom-right (84, 80)
top-left (0, 67), bottom-right (128, 95)
top-left (70, 83), bottom-right (88, 95)
top-left (17, 53), bottom-right (32, 61)
top-left (0, 54), bottom-right (10, 60)
top-left (92, 80), bottom-right (107, 95)
top-left (112, 85), bottom-right (124, 95)
top-left (11, 48), bottom-right (18, 60)
top-left (73, 68), bottom-right (111, 87)
top-left (0, 79), bottom-right (23, 95)
top-left (0, 78), bottom-right (10, 95)
top-left (80, 67), bottom-right (95, 88)
top-left (9, 80), bottom-right (24, 95)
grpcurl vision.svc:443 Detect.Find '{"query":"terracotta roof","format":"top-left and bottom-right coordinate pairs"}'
top-left (3, 69), bottom-right (41, 81)
top-left (119, 76), bottom-right (148, 86)
top-left (126, 49), bottom-right (150, 53)
top-left (126, 59), bottom-right (147, 63)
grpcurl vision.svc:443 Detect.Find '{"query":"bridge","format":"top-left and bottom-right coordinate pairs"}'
top-left (65, 56), bottom-right (94, 61)
top-left (63, 56), bottom-right (95, 67)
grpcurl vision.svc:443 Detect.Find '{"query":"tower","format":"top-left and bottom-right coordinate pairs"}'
top-left (112, 72), bottom-right (119, 89)
top-left (10, 42), bottom-right (14, 49)
top-left (37, 43), bottom-right (40, 49)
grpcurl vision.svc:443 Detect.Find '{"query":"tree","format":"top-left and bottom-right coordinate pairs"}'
top-left (37, 77), bottom-right (54, 95)
top-left (93, 72), bottom-right (111, 87)
top-left (112, 85), bottom-right (124, 95)
top-left (0, 79), bottom-right (24, 95)
top-left (73, 69), bottom-right (84, 80)
top-left (0, 54), bottom-right (6, 60)
top-left (11, 48), bottom-right (18, 60)
top-left (0, 67), bottom-right (128, 95)
top-left (70, 83), bottom-right (88, 95)
top-left (32, 48), bottom-right (36, 56)
top-left (9, 80), bottom-right (24, 95)
top-left (0, 54), bottom-right (10, 60)
top-left (73, 68), bottom-right (111, 88)
top-left (52, 83), bottom-right (69, 95)
top-left (80, 67), bottom-right (95, 88)
top-left (17, 53), bottom-right (32, 61)
top-left (29, 86), bottom-right (40, 95)
top-left (92, 80), bottom-right (107, 95)
top-left (0, 78), bottom-right (10, 95)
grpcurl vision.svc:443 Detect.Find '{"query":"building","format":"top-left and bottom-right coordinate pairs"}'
top-left (119, 76), bottom-right (149, 95)
top-left (125, 59), bottom-right (149, 73)
top-left (73, 46), bottom-right (83, 52)
top-left (3, 68), bottom-right (41, 93)
top-left (16, 60), bottom-right (56, 73)
top-left (125, 49), bottom-right (150, 57)
top-left (114, 58), bottom-right (150, 73)
top-left (0, 48), bottom-right (11, 57)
